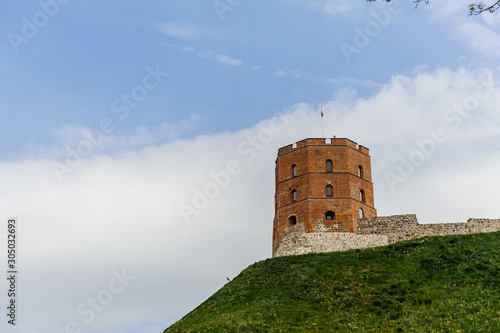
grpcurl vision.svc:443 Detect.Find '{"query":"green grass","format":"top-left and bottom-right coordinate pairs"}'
top-left (164, 232), bottom-right (500, 332)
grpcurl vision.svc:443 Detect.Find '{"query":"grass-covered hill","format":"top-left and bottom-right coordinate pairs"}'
top-left (164, 232), bottom-right (500, 332)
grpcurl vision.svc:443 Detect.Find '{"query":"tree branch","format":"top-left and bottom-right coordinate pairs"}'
top-left (469, 1), bottom-right (500, 15)
top-left (367, 0), bottom-right (500, 15)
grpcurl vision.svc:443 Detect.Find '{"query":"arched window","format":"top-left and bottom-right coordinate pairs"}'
top-left (325, 211), bottom-right (335, 220)
top-left (292, 164), bottom-right (297, 177)
top-left (292, 190), bottom-right (297, 202)
top-left (359, 208), bottom-right (364, 218)
top-left (326, 159), bottom-right (333, 172)
top-left (358, 165), bottom-right (363, 178)
top-left (326, 185), bottom-right (333, 197)
top-left (360, 190), bottom-right (365, 203)
top-left (288, 215), bottom-right (297, 225)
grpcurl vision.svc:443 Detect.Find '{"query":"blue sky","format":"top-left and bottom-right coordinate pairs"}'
top-left (0, 0), bottom-right (483, 159)
top-left (1, 1), bottom-right (500, 333)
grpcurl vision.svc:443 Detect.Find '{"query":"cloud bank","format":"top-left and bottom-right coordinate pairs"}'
top-left (1, 67), bottom-right (500, 333)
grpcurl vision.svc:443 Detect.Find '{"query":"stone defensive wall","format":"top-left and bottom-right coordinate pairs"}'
top-left (274, 214), bottom-right (500, 257)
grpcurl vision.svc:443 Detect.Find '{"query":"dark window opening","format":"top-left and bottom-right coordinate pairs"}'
top-left (326, 159), bottom-right (333, 172)
top-left (292, 190), bottom-right (297, 202)
top-left (292, 164), bottom-right (297, 177)
top-left (326, 185), bottom-right (333, 197)
top-left (360, 190), bottom-right (365, 203)
top-left (358, 165), bottom-right (363, 178)
top-left (288, 215), bottom-right (297, 225)
top-left (325, 211), bottom-right (335, 220)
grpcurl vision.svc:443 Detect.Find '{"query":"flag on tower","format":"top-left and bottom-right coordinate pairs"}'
top-left (321, 106), bottom-right (324, 137)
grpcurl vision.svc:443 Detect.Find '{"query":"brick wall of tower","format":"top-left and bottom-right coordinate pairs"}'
top-left (273, 138), bottom-right (377, 255)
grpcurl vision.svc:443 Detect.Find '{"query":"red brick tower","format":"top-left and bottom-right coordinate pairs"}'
top-left (272, 138), bottom-right (377, 256)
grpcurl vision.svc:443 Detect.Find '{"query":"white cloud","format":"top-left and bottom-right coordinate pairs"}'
top-left (181, 45), bottom-right (194, 52)
top-left (174, 44), bottom-right (243, 67)
top-left (480, 9), bottom-right (500, 27)
top-left (195, 49), bottom-right (214, 58)
top-left (3, 67), bottom-right (500, 332)
top-left (273, 70), bottom-right (287, 78)
top-left (284, 0), bottom-right (359, 16)
top-left (272, 69), bottom-right (313, 80)
top-left (157, 22), bottom-right (218, 40)
top-left (273, 69), bottom-right (381, 91)
top-left (427, 1), bottom-right (500, 58)
top-left (319, 67), bottom-right (500, 221)
top-left (42, 115), bottom-right (202, 161)
top-left (320, 0), bottom-right (358, 16)
top-left (455, 21), bottom-right (500, 58)
top-left (216, 54), bottom-right (242, 67)
top-left (325, 76), bottom-right (381, 91)
top-left (109, 115), bottom-right (202, 148)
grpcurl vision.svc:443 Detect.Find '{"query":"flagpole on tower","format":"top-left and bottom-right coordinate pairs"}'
top-left (321, 106), bottom-right (324, 138)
